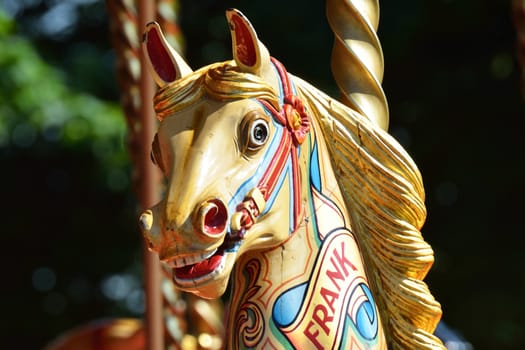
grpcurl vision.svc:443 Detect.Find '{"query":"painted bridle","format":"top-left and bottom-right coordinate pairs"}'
top-left (230, 57), bottom-right (311, 238)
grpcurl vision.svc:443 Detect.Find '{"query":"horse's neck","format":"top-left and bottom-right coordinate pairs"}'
top-left (225, 121), bottom-right (383, 348)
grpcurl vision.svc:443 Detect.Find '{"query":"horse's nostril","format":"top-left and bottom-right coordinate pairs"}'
top-left (199, 199), bottom-right (228, 237)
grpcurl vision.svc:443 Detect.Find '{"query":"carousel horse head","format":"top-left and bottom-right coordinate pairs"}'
top-left (138, 9), bottom-right (444, 348)
top-left (139, 9), bottom-right (310, 299)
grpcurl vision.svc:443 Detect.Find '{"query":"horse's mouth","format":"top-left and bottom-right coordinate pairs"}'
top-left (170, 249), bottom-right (226, 282)
top-left (163, 230), bottom-right (244, 286)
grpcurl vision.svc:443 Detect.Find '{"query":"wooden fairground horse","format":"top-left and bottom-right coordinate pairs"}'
top-left (138, 9), bottom-right (445, 349)
top-left (45, 4), bottom-right (452, 350)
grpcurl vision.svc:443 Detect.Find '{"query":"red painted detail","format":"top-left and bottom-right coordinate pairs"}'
top-left (202, 199), bottom-right (228, 236)
top-left (283, 94), bottom-right (310, 146)
top-left (231, 13), bottom-right (257, 67)
top-left (174, 251), bottom-right (224, 279)
top-left (234, 59), bottom-right (310, 234)
top-left (146, 26), bottom-right (177, 82)
top-left (258, 130), bottom-right (293, 200)
top-left (237, 208), bottom-right (255, 229)
top-left (271, 57), bottom-right (292, 96)
top-left (259, 99), bottom-right (286, 125)
top-left (291, 148), bottom-right (301, 227)
top-left (305, 320), bottom-right (325, 350)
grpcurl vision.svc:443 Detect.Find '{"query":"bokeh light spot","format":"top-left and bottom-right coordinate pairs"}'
top-left (100, 273), bottom-right (138, 301)
top-left (126, 289), bottom-right (145, 315)
top-left (32, 266), bottom-right (57, 292)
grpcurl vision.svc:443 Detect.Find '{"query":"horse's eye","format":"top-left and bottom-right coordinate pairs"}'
top-left (250, 119), bottom-right (269, 146)
top-left (240, 110), bottom-right (271, 154)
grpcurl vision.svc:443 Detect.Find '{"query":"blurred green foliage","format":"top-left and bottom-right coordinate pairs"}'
top-left (0, 3), bottom-right (141, 348)
top-left (1, 0), bottom-right (524, 349)
top-left (0, 8), bottom-right (126, 172)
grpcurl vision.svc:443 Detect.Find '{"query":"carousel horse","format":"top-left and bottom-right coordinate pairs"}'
top-left (139, 8), bottom-right (444, 349)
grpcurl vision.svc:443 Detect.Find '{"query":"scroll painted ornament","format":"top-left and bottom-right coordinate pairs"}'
top-left (139, 8), bottom-right (444, 349)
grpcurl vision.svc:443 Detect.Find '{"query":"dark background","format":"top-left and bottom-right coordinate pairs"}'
top-left (1, 0), bottom-right (523, 349)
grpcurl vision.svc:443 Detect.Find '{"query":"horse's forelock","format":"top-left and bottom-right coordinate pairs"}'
top-left (153, 61), bottom-right (279, 121)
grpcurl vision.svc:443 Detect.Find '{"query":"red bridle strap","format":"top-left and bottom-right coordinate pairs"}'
top-left (230, 58), bottom-right (310, 236)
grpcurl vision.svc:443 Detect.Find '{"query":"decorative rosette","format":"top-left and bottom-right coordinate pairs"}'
top-left (283, 94), bottom-right (310, 146)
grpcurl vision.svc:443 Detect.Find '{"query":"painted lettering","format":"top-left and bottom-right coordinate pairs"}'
top-left (334, 241), bottom-right (357, 274)
top-left (304, 320), bottom-right (325, 350)
top-left (312, 303), bottom-right (333, 335)
top-left (302, 236), bottom-right (360, 348)
top-left (326, 255), bottom-right (345, 290)
top-left (320, 286), bottom-right (338, 314)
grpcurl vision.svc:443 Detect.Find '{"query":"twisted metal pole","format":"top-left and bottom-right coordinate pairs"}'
top-left (326, 0), bottom-right (389, 130)
top-left (326, 1), bottom-right (446, 348)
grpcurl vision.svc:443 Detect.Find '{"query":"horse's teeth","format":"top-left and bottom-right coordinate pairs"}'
top-left (173, 256), bottom-right (226, 287)
top-left (163, 249), bottom-right (217, 268)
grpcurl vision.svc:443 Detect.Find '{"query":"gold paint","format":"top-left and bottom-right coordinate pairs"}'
top-left (153, 62), bottom-right (279, 121)
top-left (230, 212), bottom-right (243, 232)
top-left (327, 0), bottom-right (389, 130)
top-left (295, 79), bottom-right (444, 349)
top-left (288, 109), bottom-right (301, 130)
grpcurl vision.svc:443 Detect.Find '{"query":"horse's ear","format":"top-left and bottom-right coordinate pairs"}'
top-left (226, 9), bottom-right (270, 76)
top-left (142, 22), bottom-right (193, 87)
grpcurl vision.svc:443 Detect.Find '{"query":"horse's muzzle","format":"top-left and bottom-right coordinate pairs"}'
top-left (138, 198), bottom-right (229, 253)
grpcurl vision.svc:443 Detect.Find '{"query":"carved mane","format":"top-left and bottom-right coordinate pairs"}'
top-left (294, 76), bottom-right (443, 349)
top-left (153, 61), bottom-right (279, 120)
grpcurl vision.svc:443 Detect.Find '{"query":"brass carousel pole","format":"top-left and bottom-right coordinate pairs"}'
top-left (326, 0), bottom-right (388, 131)
top-left (326, 0), bottom-right (444, 348)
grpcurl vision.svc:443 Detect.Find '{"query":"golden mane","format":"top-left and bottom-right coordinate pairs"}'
top-left (293, 76), bottom-right (444, 349)
top-left (153, 61), bottom-right (279, 119)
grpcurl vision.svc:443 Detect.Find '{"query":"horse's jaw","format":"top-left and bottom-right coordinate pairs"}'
top-left (164, 219), bottom-right (291, 299)
top-left (167, 249), bottom-right (237, 299)
top-left (166, 224), bottom-right (288, 299)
